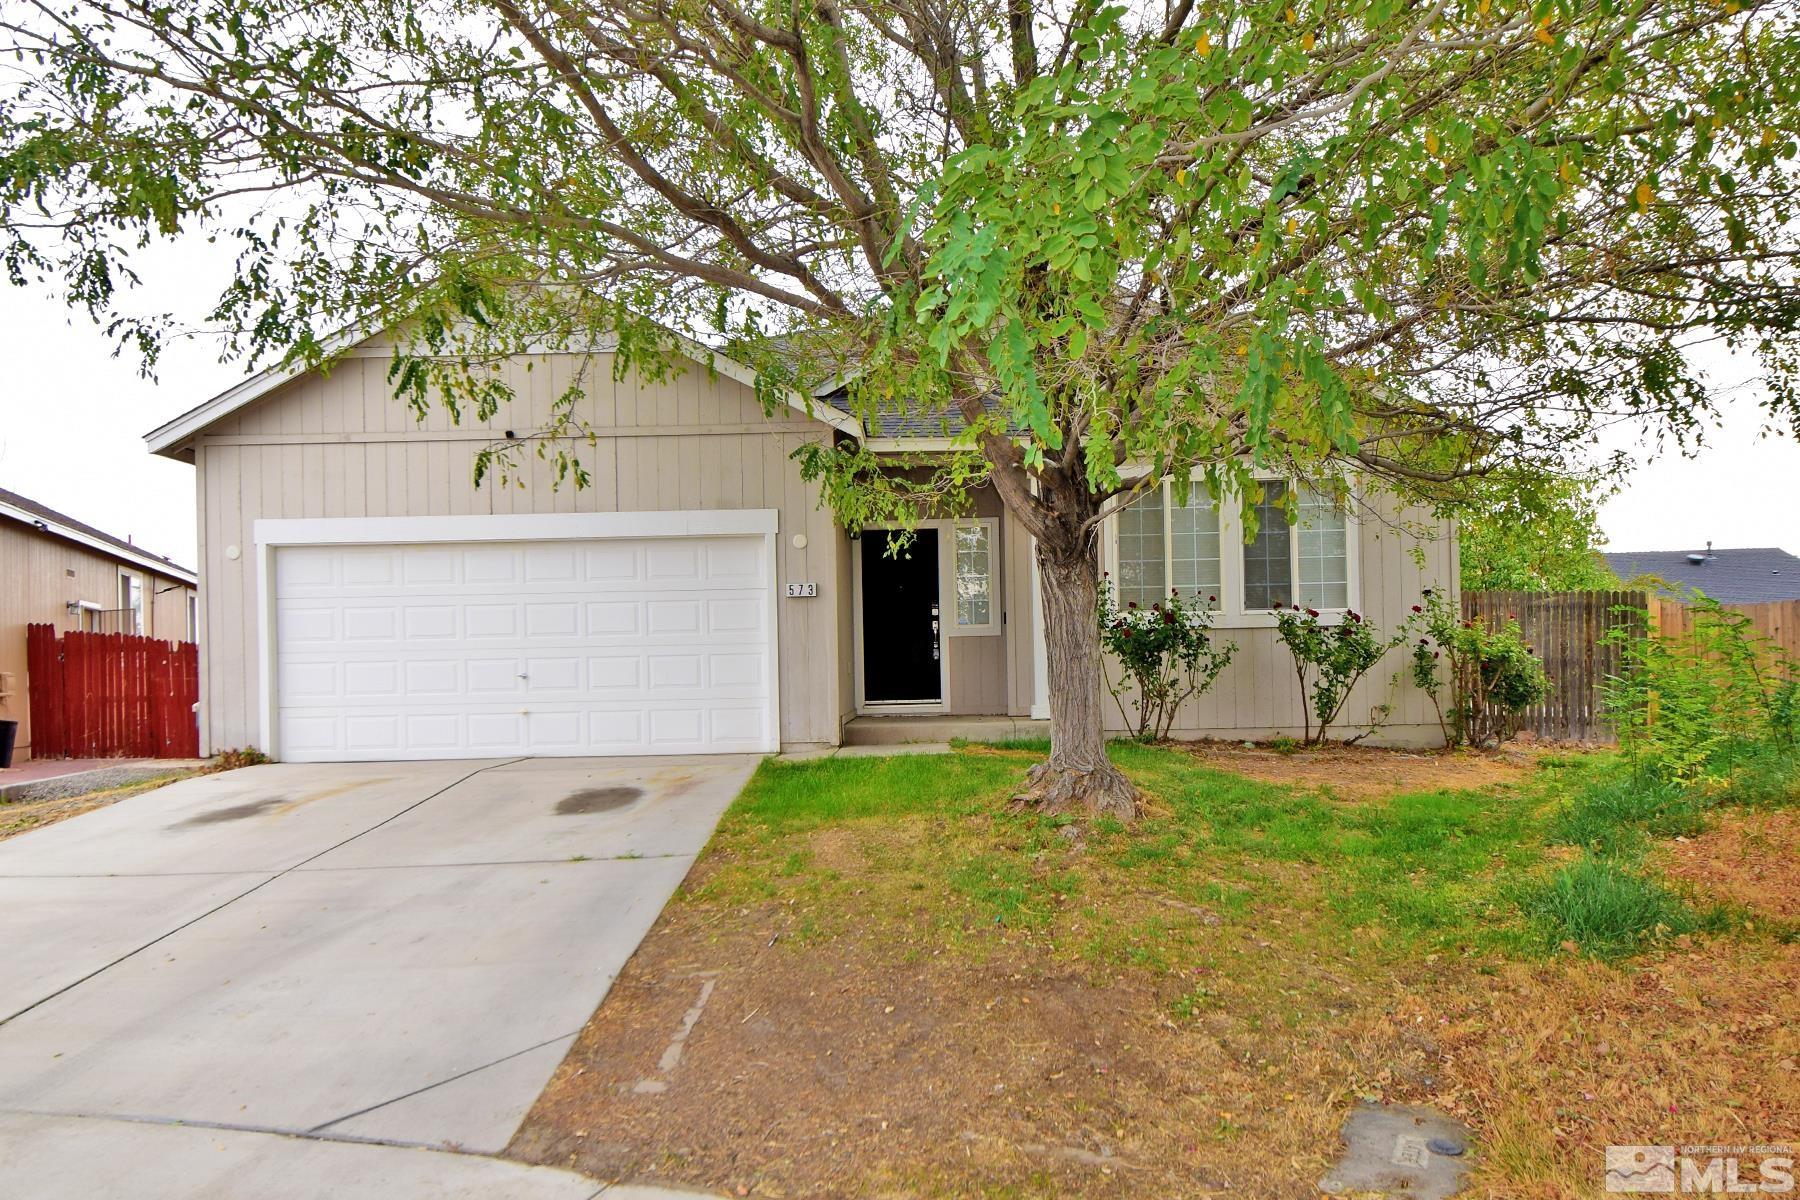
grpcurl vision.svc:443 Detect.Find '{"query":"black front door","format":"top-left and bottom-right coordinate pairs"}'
top-left (861, 529), bottom-right (941, 703)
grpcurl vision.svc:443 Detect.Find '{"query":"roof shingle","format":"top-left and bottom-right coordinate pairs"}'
top-left (1603, 546), bottom-right (1800, 604)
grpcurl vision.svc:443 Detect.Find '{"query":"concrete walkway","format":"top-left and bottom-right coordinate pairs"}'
top-left (0, 756), bottom-right (751, 1197)
top-left (0, 1112), bottom-right (723, 1199)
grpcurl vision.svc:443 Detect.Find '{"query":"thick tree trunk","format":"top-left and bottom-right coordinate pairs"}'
top-left (1013, 517), bottom-right (1140, 822)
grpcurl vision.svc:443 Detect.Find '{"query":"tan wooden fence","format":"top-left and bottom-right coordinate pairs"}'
top-left (1461, 592), bottom-right (1800, 744)
top-left (1461, 590), bottom-right (1649, 743)
top-left (1649, 597), bottom-right (1800, 662)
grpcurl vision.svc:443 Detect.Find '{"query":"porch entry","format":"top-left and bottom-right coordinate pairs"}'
top-left (859, 528), bottom-right (942, 704)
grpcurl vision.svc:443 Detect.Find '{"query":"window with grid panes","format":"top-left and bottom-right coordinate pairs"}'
top-left (1116, 482), bottom-right (1222, 608)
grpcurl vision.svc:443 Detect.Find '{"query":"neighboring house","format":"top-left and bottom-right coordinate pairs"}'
top-left (1604, 544), bottom-right (1800, 604)
top-left (0, 487), bottom-right (198, 761)
top-left (145, 333), bottom-right (1456, 762)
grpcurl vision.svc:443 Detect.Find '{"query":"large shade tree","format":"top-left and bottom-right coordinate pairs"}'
top-left (4, 0), bottom-right (1800, 816)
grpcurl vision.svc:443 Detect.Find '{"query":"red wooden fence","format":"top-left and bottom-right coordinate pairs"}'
top-left (25, 624), bottom-right (199, 759)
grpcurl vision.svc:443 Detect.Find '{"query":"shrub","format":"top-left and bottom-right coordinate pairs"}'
top-left (1273, 606), bottom-right (1396, 744)
top-left (1410, 591), bottom-right (1549, 747)
top-left (1603, 596), bottom-right (1795, 782)
top-left (203, 747), bottom-right (272, 773)
top-left (1525, 856), bottom-right (1695, 959)
top-left (1097, 579), bottom-right (1237, 741)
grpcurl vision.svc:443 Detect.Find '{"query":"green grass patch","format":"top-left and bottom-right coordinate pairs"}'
top-left (1547, 770), bottom-right (1707, 855)
top-left (948, 853), bottom-right (1081, 928)
top-left (705, 736), bottom-right (1800, 976)
top-left (1711, 740), bottom-right (1800, 808)
top-left (724, 752), bottom-right (1019, 834)
top-left (1522, 856), bottom-right (1698, 959)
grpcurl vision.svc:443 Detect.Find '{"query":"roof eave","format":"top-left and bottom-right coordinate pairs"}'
top-left (144, 325), bottom-right (865, 454)
top-left (0, 499), bottom-right (197, 584)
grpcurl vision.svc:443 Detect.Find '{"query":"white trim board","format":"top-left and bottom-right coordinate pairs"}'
top-left (254, 509), bottom-right (778, 548)
top-left (0, 497), bottom-right (197, 584)
top-left (251, 509), bottom-right (782, 760)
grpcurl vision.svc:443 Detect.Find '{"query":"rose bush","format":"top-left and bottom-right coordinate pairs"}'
top-left (1411, 591), bottom-right (1549, 747)
top-left (1097, 580), bottom-right (1236, 742)
top-left (1274, 606), bottom-right (1398, 744)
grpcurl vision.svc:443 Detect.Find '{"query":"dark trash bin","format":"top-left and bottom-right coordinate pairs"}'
top-left (0, 719), bottom-right (17, 769)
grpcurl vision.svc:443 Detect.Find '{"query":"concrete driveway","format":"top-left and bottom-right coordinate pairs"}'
top-left (0, 756), bottom-right (754, 1163)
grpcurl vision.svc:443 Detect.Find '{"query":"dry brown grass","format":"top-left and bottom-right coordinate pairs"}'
top-left (1179, 738), bottom-right (1536, 799)
top-left (1405, 940), bottom-right (1800, 1199)
top-left (0, 771), bottom-right (195, 841)
top-left (1659, 807), bottom-right (1800, 921)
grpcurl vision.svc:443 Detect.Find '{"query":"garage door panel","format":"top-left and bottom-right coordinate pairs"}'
top-left (342, 607), bottom-right (398, 640)
top-left (403, 660), bottom-right (461, 695)
top-left (646, 543), bottom-right (701, 580)
top-left (463, 605), bottom-right (518, 639)
top-left (524, 603), bottom-right (580, 638)
top-left (523, 546), bottom-right (579, 582)
top-left (273, 532), bottom-right (774, 761)
top-left (646, 600), bottom-right (702, 635)
top-left (402, 550), bottom-right (457, 586)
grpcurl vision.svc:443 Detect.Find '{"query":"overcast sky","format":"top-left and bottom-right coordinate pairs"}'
top-left (0, 274), bottom-right (1796, 569)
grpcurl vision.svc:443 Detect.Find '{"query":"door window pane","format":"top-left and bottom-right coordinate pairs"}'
top-left (1242, 482), bottom-right (1292, 610)
top-left (1296, 486), bottom-right (1349, 609)
top-left (1116, 486), bottom-right (1166, 608)
top-left (954, 523), bottom-right (992, 627)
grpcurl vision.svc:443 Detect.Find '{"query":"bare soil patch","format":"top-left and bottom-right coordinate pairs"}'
top-left (512, 877), bottom-right (1410, 1198)
top-left (1180, 738), bottom-right (1534, 798)
top-left (1658, 807), bottom-right (1800, 921)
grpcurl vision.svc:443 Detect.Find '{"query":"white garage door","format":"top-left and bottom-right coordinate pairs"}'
top-left (271, 535), bottom-right (774, 761)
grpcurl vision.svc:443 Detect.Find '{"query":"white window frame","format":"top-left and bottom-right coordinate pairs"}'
top-left (1104, 471), bottom-right (1360, 630)
top-left (947, 517), bottom-right (1001, 637)
top-left (118, 569), bottom-right (145, 635)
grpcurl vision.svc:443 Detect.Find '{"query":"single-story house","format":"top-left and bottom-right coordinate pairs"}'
top-left (146, 333), bottom-right (1456, 762)
top-left (0, 486), bottom-right (198, 761)
top-left (1605, 544), bottom-right (1800, 604)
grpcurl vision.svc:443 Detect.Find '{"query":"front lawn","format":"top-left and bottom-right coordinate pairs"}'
top-left (511, 742), bottom-right (1798, 1199)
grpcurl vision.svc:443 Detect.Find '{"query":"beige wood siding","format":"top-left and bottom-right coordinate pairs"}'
top-left (0, 521), bottom-right (195, 759)
top-left (1001, 504), bottom-right (1037, 717)
top-left (1090, 487), bottom-right (1457, 747)
top-left (943, 484), bottom-right (1008, 715)
top-left (191, 348), bottom-right (848, 754)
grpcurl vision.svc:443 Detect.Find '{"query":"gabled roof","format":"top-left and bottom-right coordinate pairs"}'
top-left (145, 325), bottom-right (863, 459)
top-left (0, 486), bottom-right (196, 583)
top-left (1605, 546), bottom-right (1800, 604)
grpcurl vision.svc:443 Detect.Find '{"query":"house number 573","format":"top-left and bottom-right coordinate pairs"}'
top-left (785, 582), bottom-right (818, 598)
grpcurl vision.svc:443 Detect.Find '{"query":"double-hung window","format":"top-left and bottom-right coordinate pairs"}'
top-left (1114, 481), bottom-right (1223, 610)
top-left (1112, 475), bottom-right (1353, 623)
